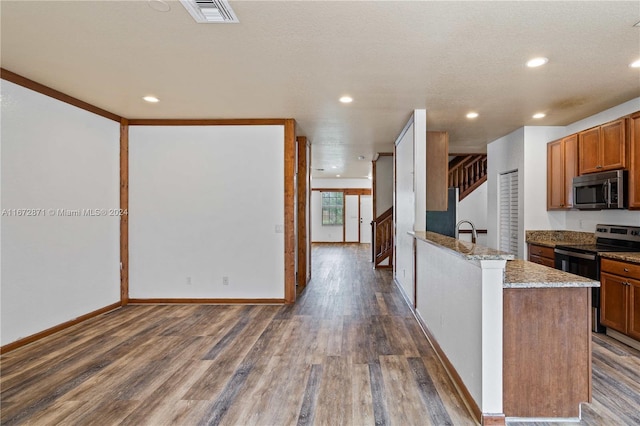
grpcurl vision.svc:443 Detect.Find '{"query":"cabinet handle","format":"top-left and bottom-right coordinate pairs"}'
top-left (623, 281), bottom-right (631, 286)
top-left (596, 165), bottom-right (603, 169)
top-left (624, 268), bottom-right (630, 272)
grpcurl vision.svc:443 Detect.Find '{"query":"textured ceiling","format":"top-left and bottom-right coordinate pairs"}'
top-left (1, 0), bottom-right (639, 179)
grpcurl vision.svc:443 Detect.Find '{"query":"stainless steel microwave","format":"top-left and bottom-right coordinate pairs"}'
top-left (572, 170), bottom-right (627, 210)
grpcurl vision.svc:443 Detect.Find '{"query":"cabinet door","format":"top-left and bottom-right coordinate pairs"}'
top-left (563, 135), bottom-right (578, 208)
top-left (600, 272), bottom-right (628, 333)
top-left (547, 139), bottom-right (565, 209)
top-left (629, 277), bottom-right (640, 341)
top-left (630, 112), bottom-right (640, 209)
top-left (579, 127), bottom-right (601, 174)
top-left (601, 119), bottom-right (626, 171)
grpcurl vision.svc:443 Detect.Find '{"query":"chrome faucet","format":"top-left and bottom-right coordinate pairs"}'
top-left (456, 220), bottom-right (478, 244)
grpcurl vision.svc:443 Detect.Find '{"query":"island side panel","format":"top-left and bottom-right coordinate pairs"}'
top-left (415, 239), bottom-right (484, 409)
top-left (503, 287), bottom-right (592, 418)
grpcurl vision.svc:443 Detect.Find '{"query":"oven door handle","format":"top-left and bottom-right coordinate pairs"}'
top-left (553, 248), bottom-right (597, 261)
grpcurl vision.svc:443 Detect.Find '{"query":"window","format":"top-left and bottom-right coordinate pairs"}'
top-left (499, 170), bottom-right (519, 255)
top-left (322, 192), bottom-right (344, 225)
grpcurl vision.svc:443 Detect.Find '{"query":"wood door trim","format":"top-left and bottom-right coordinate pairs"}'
top-left (0, 302), bottom-right (121, 354)
top-left (297, 136), bottom-right (309, 290)
top-left (1, 68), bottom-right (122, 122)
top-left (127, 118), bottom-right (288, 126)
top-left (284, 119), bottom-right (296, 304)
top-left (120, 119), bottom-right (129, 304)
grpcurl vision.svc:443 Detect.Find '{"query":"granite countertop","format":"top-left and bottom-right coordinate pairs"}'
top-left (504, 260), bottom-right (600, 289)
top-left (526, 230), bottom-right (595, 248)
top-left (411, 231), bottom-right (515, 261)
top-left (599, 252), bottom-right (640, 265)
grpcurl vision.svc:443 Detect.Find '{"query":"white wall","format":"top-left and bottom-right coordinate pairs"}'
top-left (457, 182), bottom-right (489, 246)
top-left (1, 80), bottom-right (120, 346)
top-left (310, 178), bottom-right (371, 243)
top-left (375, 155), bottom-right (394, 217)
top-left (311, 178), bottom-right (371, 189)
top-left (487, 128), bottom-right (525, 258)
top-left (129, 125), bottom-right (285, 299)
top-left (522, 126), bottom-right (566, 232)
top-left (413, 110), bottom-right (427, 232)
top-left (394, 116), bottom-right (417, 300)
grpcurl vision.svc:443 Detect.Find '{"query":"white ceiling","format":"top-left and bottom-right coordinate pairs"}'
top-left (1, 1), bottom-right (639, 179)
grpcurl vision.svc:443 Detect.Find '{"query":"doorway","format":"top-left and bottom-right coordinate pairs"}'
top-left (345, 194), bottom-right (373, 243)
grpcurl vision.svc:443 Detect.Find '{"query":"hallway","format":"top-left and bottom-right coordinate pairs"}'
top-left (0, 244), bottom-right (474, 425)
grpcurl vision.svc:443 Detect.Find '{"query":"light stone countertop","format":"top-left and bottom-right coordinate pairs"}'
top-left (411, 231), bottom-right (515, 261)
top-left (412, 231), bottom-right (600, 288)
top-left (600, 252), bottom-right (640, 265)
top-left (504, 260), bottom-right (600, 289)
top-left (525, 230), bottom-right (595, 248)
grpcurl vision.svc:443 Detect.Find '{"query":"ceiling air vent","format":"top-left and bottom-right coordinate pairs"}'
top-left (180, 0), bottom-right (239, 23)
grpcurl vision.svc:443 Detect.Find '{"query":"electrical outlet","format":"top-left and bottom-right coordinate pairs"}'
top-left (222, 276), bottom-right (229, 286)
top-left (186, 276), bottom-right (192, 285)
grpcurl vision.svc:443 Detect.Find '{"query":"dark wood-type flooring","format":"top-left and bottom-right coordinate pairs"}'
top-left (1, 243), bottom-right (639, 425)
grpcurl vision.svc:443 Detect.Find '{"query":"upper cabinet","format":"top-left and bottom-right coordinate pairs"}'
top-left (426, 131), bottom-right (449, 211)
top-left (578, 118), bottom-right (626, 174)
top-left (547, 134), bottom-right (578, 210)
top-left (630, 112), bottom-right (640, 209)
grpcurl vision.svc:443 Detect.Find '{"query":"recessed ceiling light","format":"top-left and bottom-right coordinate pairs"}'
top-left (466, 112), bottom-right (479, 119)
top-left (357, 155), bottom-right (365, 160)
top-left (634, 21), bottom-right (640, 27)
top-left (143, 95), bottom-right (159, 103)
top-left (148, 0), bottom-right (170, 12)
top-left (339, 96), bottom-right (353, 103)
top-left (336, 174), bottom-right (341, 177)
top-left (526, 57), bottom-right (549, 68)
top-left (630, 59), bottom-right (640, 68)
top-left (331, 166), bottom-right (338, 169)
top-left (532, 112), bottom-right (546, 119)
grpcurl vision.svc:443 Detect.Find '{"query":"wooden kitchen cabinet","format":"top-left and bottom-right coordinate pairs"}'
top-left (528, 243), bottom-right (555, 267)
top-left (578, 119), bottom-right (626, 174)
top-left (547, 134), bottom-right (578, 209)
top-left (629, 112), bottom-right (640, 209)
top-left (426, 131), bottom-right (449, 211)
top-left (600, 258), bottom-right (640, 341)
top-left (600, 272), bottom-right (629, 333)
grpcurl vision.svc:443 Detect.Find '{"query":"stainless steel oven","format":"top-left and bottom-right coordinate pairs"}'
top-left (554, 247), bottom-right (603, 332)
top-left (554, 224), bottom-right (640, 333)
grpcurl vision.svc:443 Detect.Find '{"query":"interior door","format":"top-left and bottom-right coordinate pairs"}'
top-left (360, 195), bottom-right (372, 243)
top-left (345, 194), bottom-right (359, 242)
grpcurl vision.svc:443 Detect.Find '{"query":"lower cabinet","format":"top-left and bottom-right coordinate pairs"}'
top-left (528, 244), bottom-right (555, 268)
top-left (600, 258), bottom-right (640, 341)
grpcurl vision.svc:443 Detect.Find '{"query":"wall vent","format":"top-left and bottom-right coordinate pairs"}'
top-left (180, 0), bottom-right (239, 23)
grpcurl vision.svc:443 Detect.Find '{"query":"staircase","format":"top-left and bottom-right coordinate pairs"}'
top-left (372, 207), bottom-right (393, 268)
top-left (448, 154), bottom-right (487, 201)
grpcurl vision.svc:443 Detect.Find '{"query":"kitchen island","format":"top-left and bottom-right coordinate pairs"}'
top-left (410, 231), bottom-right (599, 425)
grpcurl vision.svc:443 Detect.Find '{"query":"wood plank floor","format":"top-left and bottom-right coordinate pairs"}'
top-left (2, 243), bottom-right (640, 425)
top-left (1, 244), bottom-right (474, 425)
